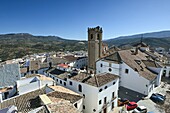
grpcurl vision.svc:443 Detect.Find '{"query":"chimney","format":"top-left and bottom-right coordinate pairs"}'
top-left (134, 47), bottom-right (138, 55)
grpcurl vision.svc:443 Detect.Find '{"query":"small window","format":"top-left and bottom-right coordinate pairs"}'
top-left (99, 88), bottom-right (102, 92)
top-left (125, 69), bottom-right (129, 74)
top-left (60, 80), bottom-right (62, 84)
top-left (108, 68), bottom-right (112, 72)
top-left (112, 102), bottom-right (114, 109)
top-left (93, 109), bottom-right (96, 112)
top-left (100, 64), bottom-right (103, 67)
top-left (78, 84), bottom-right (82, 92)
top-left (99, 100), bottom-right (102, 105)
top-left (91, 34), bottom-right (93, 39)
top-left (69, 81), bottom-right (73, 85)
top-left (74, 103), bottom-right (77, 108)
top-left (56, 79), bottom-right (58, 82)
top-left (83, 94), bottom-right (85, 98)
top-left (112, 92), bottom-right (115, 98)
top-left (113, 82), bottom-right (115, 85)
top-left (64, 78), bottom-right (67, 81)
top-left (104, 86), bottom-right (107, 89)
top-left (83, 105), bottom-right (85, 109)
top-left (97, 34), bottom-right (100, 39)
top-left (64, 82), bottom-right (66, 86)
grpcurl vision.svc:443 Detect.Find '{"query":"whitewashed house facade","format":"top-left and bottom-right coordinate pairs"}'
top-left (46, 69), bottom-right (119, 113)
top-left (96, 49), bottom-right (163, 96)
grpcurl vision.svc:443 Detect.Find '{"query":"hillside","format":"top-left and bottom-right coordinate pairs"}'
top-left (105, 31), bottom-right (170, 50)
top-left (0, 33), bottom-right (87, 61)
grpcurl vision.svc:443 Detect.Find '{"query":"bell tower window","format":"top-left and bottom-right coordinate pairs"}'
top-left (97, 34), bottom-right (100, 40)
top-left (91, 34), bottom-right (93, 39)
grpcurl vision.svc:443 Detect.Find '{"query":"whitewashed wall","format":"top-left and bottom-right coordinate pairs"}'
top-left (0, 63), bottom-right (21, 87)
top-left (96, 60), bottom-right (120, 75)
top-left (120, 62), bottom-right (150, 95)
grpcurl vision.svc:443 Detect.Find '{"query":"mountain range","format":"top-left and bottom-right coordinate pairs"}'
top-left (105, 30), bottom-right (170, 50)
top-left (0, 30), bottom-right (170, 61)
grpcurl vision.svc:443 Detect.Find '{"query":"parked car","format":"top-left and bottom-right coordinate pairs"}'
top-left (118, 98), bottom-right (129, 106)
top-left (150, 93), bottom-right (165, 104)
top-left (126, 102), bottom-right (138, 111)
top-left (133, 106), bottom-right (147, 113)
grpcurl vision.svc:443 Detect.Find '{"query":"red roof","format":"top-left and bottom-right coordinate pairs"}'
top-left (57, 64), bottom-right (69, 68)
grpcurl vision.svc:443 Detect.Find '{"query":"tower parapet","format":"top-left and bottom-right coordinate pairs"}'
top-left (88, 26), bottom-right (103, 33)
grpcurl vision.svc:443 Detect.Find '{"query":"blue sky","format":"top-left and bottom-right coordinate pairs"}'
top-left (0, 0), bottom-right (170, 40)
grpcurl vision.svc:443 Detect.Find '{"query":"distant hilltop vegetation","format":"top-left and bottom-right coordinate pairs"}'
top-left (0, 33), bottom-right (87, 61)
top-left (105, 30), bottom-right (170, 50)
top-left (0, 30), bottom-right (170, 61)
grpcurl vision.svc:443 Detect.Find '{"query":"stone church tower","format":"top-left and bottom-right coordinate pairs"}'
top-left (88, 26), bottom-right (103, 73)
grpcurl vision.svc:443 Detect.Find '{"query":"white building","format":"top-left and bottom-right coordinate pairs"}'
top-left (155, 47), bottom-right (165, 54)
top-left (0, 63), bottom-right (21, 88)
top-left (162, 65), bottom-right (170, 78)
top-left (46, 69), bottom-right (119, 113)
top-left (96, 49), bottom-right (163, 96)
top-left (64, 55), bottom-right (88, 69)
top-left (16, 74), bottom-right (54, 95)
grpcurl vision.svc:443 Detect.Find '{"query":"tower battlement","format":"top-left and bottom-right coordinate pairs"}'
top-left (88, 26), bottom-right (102, 32)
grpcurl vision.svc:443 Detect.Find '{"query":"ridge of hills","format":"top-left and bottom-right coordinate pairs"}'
top-left (105, 30), bottom-right (170, 50)
top-left (0, 30), bottom-right (170, 61)
top-left (0, 33), bottom-right (87, 61)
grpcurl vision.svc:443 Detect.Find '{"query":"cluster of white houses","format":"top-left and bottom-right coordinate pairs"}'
top-left (0, 26), bottom-right (170, 113)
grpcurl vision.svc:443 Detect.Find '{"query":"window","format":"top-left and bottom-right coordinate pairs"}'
top-left (69, 81), bottom-right (73, 85)
top-left (78, 84), bottom-right (82, 92)
top-left (125, 69), bottom-right (129, 74)
top-left (91, 34), bottom-right (93, 39)
top-left (60, 80), bottom-right (62, 84)
top-left (64, 78), bottom-right (67, 81)
top-left (99, 88), bottom-right (102, 92)
top-left (113, 82), bottom-right (115, 85)
top-left (112, 102), bottom-right (114, 109)
top-left (35, 70), bottom-right (38, 74)
top-left (100, 64), bottom-right (103, 67)
top-left (56, 79), bottom-right (58, 82)
top-left (112, 92), bottom-right (115, 98)
top-left (83, 94), bottom-right (85, 98)
top-left (108, 68), bottom-right (112, 72)
top-left (74, 103), bottom-right (77, 108)
top-left (99, 100), bottom-right (102, 105)
top-left (97, 34), bottom-right (100, 39)
top-left (64, 82), bottom-right (66, 86)
top-left (93, 109), bottom-right (96, 112)
top-left (104, 97), bottom-right (107, 104)
top-left (83, 105), bottom-right (85, 109)
top-left (104, 86), bottom-right (107, 89)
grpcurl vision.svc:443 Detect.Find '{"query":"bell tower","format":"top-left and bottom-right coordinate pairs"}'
top-left (88, 26), bottom-right (103, 73)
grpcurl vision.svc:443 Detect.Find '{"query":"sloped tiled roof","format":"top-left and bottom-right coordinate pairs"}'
top-left (85, 73), bottom-right (119, 87)
top-left (142, 60), bottom-right (162, 68)
top-left (70, 73), bottom-right (89, 82)
top-left (47, 99), bottom-right (80, 113)
top-left (20, 67), bottom-right (27, 74)
top-left (47, 91), bottom-right (82, 104)
top-left (71, 72), bottom-right (119, 87)
top-left (63, 55), bottom-right (78, 62)
top-left (0, 87), bottom-right (46, 113)
top-left (103, 52), bottom-right (121, 63)
top-left (29, 60), bottom-right (39, 71)
top-left (118, 50), bottom-right (157, 81)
